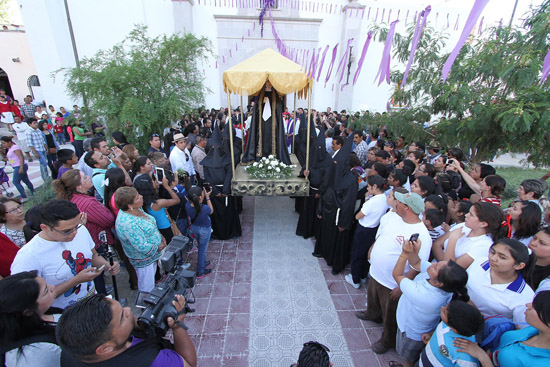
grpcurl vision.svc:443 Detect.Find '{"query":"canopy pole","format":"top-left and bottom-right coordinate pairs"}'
top-left (240, 95), bottom-right (244, 152)
top-left (305, 82), bottom-right (312, 172)
top-left (258, 90), bottom-right (264, 158)
top-left (227, 94), bottom-right (236, 179)
top-left (271, 91), bottom-right (276, 158)
top-left (292, 93), bottom-right (297, 155)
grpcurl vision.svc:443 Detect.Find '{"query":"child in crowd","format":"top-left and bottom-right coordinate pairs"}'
top-left (54, 149), bottom-right (78, 179)
top-left (506, 200), bottom-right (541, 246)
top-left (479, 175), bottom-right (507, 206)
top-left (418, 300), bottom-right (484, 367)
top-left (54, 112), bottom-right (66, 144)
top-left (393, 238), bottom-right (471, 366)
top-left (423, 208), bottom-right (446, 243)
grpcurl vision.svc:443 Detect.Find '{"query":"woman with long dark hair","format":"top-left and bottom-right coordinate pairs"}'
top-left (0, 271), bottom-right (60, 366)
top-left (507, 200), bottom-right (541, 246)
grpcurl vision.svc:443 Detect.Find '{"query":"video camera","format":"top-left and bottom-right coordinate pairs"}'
top-left (137, 236), bottom-right (196, 336)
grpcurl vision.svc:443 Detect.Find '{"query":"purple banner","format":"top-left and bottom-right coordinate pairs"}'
top-left (353, 31), bottom-right (373, 85)
top-left (478, 16), bottom-right (484, 34)
top-left (317, 45), bottom-right (330, 82)
top-left (540, 48), bottom-right (550, 84)
top-left (402, 6), bottom-right (431, 88)
top-left (442, 0), bottom-right (490, 82)
top-left (324, 43), bottom-right (339, 87)
top-left (374, 20), bottom-right (399, 86)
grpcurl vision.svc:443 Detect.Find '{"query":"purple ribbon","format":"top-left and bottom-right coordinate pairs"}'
top-left (405, 10), bottom-right (409, 24)
top-left (317, 45), bottom-right (330, 82)
top-left (367, 7), bottom-right (371, 19)
top-left (454, 14), bottom-right (460, 30)
top-left (540, 48), bottom-right (550, 84)
top-left (447, 13), bottom-right (450, 28)
top-left (402, 6), bottom-right (431, 88)
top-left (442, 0), bottom-right (490, 82)
top-left (374, 20), bottom-right (399, 86)
top-left (336, 38), bottom-right (354, 84)
top-left (435, 12), bottom-right (438, 27)
top-left (353, 31), bottom-right (373, 85)
top-left (387, 9), bottom-right (391, 23)
top-left (381, 9), bottom-right (385, 22)
top-left (375, 8), bottom-right (378, 22)
top-left (324, 43), bottom-right (339, 87)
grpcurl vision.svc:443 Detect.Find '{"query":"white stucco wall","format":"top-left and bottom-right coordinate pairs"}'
top-left (0, 30), bottom-right (39, 101)
top-left (14, 0), bottom-right (543, 114)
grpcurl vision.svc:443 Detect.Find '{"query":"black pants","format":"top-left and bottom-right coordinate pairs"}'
top-left (350, 225), bottom-right (378, 284)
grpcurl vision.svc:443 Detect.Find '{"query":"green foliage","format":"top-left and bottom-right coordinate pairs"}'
top-left (361, 1), bottom-right (550, 166)
top-left (0, 0), bottom-right (9, 24)
top-left (23, 179), bottom-right (55, 210)
top-left (58, 25), bottom-right (212, 150)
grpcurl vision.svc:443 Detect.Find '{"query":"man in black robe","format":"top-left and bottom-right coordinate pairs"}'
top-left (241, 81), bottom-right (291, 165)
top-left (201, 123), bottom-right (242, 240)
top-left (313, 134), bottom-right (358, 275)
top-left (296, 126), bottom-right (331, 239)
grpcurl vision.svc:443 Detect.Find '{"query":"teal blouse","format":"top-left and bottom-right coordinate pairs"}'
top-left (115, 209), bottom-right (162, 268)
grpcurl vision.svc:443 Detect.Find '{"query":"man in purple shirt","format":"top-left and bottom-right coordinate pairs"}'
top-left (56, 294), bottom-right (197, 366)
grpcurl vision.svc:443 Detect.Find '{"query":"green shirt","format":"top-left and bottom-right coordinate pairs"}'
top-left (73, 126), bottom-right (86, 141)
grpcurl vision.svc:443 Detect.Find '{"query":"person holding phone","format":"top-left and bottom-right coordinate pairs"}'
top-left (186, 186), bottom-right (214, 278)
top-left (355, 191), bottom-right (432, 355)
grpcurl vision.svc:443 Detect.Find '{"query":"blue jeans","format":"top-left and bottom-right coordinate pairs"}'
top-left (56, 132), bottom-right (66, 145)
top-left (12, 164), bottom-right (34, 198)
top-left (192, 225), bottom-right (211, 274)
top-left (36, 150), bottom-right (49, 181)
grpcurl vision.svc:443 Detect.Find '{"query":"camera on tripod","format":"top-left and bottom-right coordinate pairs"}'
top-left (137, 236), bottom-right (196, 336)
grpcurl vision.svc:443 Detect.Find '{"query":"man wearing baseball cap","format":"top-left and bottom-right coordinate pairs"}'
top-left (355, 191), bottom-right (432, 355)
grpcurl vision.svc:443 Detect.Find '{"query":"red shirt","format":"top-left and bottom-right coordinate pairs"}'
top-left (481, 196), bottom-right (501, 206)
top-left (0, 232), bottom-right (19, 277)
top-left (71, 194), bottom-right (116, 247)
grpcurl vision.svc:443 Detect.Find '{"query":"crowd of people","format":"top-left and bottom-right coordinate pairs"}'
top-left (0, 99), bottom-right (549, 366)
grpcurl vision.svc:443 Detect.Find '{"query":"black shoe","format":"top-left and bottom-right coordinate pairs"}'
top-left (355, 311), bottom-right (383, 323)
top-left (371, 340), bottom-right (390, 354)
top-left (205, 260), bottom-right (211, 267)
top-left (196, 268), bottom-right (212, 279)
top-left (129, 283), bottom-right (138, 290)
top-left (312, 252), bottom-right (322, 258)
top-left (331, 269), bottom-right (340, 275)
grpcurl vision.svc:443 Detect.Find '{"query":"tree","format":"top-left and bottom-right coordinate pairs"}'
top-left (0, 0), bottom-right (10, 24)
top-left (59, 25), bottom-right (212, 149)
top-left (356, 1), bottom-right (550, 165)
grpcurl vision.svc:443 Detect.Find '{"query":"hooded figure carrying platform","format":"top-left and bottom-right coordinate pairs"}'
top-left (313, 134), bottom-right (358, 275)
top-left (241, 81), bottom-right (291, 165)
top-left (201, 123), bottom-right (242, 240)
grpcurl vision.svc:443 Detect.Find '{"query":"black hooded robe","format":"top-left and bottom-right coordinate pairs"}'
top-left (241, 87), bottom-right (291, 165)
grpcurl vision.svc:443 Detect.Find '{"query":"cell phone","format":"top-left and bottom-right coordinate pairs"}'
top-left (96, 264), bottom-right (106, 273)
top-left (447, 159), bottom-right (454, 165)
top-left (156, 167), bottom-right (165, 178)
top-left (203, 182), bottom-right (211, 192)
top-left (409, 233), bottom-right (419, 242)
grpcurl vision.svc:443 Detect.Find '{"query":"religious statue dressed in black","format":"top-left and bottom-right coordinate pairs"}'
top-left (241, 81), bottom-right (292, 165)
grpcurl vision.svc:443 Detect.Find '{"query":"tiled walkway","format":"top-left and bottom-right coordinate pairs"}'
top-left (180, 196), bottom-right (402, 367)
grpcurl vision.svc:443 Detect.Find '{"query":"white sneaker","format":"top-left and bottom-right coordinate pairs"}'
top-left (21, 197), bottom-right (29, 203)
top-left (345, 274), bottom-right (360, 289)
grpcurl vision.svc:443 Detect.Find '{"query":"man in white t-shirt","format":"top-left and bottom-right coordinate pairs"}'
top-left (11, 115), bottom-right (33, 161)
top-left (11, 200), bottom-right (120, 309)
top-left (170, 133), bottom-right (196, 181)
top-left (355, 191), bottom-right (432, 354)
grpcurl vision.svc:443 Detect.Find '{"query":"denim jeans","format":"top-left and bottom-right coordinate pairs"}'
top-left (191, 225), bottom-right (211, 274)
top-left (12, 164), bottom-right (34, 198)
top-left (36, 150), bottom-right (49, 181)
top-left (56, 132), bottom-right (66, 145)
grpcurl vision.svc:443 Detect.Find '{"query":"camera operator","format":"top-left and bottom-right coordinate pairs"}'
top-left (56, 294), bottom-right (197, 367)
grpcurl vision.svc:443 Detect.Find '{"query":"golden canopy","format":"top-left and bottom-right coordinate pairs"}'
top-left (222, 48), bottom-right (313, 98)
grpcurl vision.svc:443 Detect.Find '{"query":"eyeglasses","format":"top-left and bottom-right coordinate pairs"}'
top-left (49, 220), bottom-right (84, 236)
top-left (6, 205), bottom-right (23, 214)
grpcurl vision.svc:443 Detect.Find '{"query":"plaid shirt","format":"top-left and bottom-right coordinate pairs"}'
top-left (354, 140), bottom-right (369, 166)
top-left (26, 128), bottom-right (46, 152)
top-left (20, 103), bottom-right (36, 118)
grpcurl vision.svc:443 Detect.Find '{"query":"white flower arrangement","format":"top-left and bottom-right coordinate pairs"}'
top-left (245, 156), bottom-right (295, 179)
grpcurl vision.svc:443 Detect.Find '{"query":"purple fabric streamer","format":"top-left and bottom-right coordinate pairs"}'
top-left (353, 31), bottom-right (373, 85)
top-left (539, 48), bottom-right (550, 84)
top-left (307, 48), bottom-right (316, 78)
top-left (324, 43), bottom-right (339, 87)
top-left (478, 16), bottom-right (484, 34)
top-left (367, 7), bottom-right (371, 19)
top-left (375, 8), bottom-right (378, 22)
top-left (499, 18), bottom-right (503, 27)
top-left (442, 0), bottom-right (490, 82)
top-left (414, 11), bottom-right (417, 24)
top-left (317, 45), bottom-right (330, 82)
top-left (405, 10), bottom-right (409, 24)
top-left (381, 9), bottom-right (385, 22)
top-left (402, 6), bottom-right (431, 88)
top-left (362, 8), bottom-right (365, 19)
top-left (454, 14), bottom-right (460, 30)
top-left (337, 38), bottom-right (354, 84)
top-left (230, 49), bottom-right (232, 57)
top-left (223, 56), bottom-right (226, 63)
top-left (447, 13), bottom-right (450, 28)
top-left (388, 9), bottom-right (391, 23)
top-left (435, 12), bottom-right (438, 27)
top-left (374, 20), bottom-right (399, 86)
top-left (236, 42), bottom-right (238, 50)
top-left (397, 9), bottom-right (400, 20)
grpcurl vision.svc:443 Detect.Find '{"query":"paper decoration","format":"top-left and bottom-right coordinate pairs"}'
top-left (317, 45), bottom-right (330, 82)
top-left (402, 6), bottom-right (431, 88)
top-left (336, 38), bottom-right (354, 84)
top-left (374, 20), bottom-right (399, 86)
top-left (540, 48), bottom-right (550, 84)
top-left (353, 31), bottom-right (373, 85)
top-left (325, 44), bottom-right (339, 87)
top-left (442, 0), bottom-right (490, 82)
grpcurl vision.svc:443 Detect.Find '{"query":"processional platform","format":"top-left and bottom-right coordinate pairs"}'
top-left (231, 154), bottom-right (309, 196)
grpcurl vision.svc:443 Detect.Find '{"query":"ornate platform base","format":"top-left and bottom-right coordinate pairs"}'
top-left (232, 154), bottom-right (309, 196)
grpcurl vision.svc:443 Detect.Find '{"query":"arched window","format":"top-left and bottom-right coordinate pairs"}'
top-left (27, 74), bottom-right (40, 98)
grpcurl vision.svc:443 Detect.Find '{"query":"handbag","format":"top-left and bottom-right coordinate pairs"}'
top-left (49, 147), bottom-right (57, 154)
top-left (165, 208), bottom-right (183, 237)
